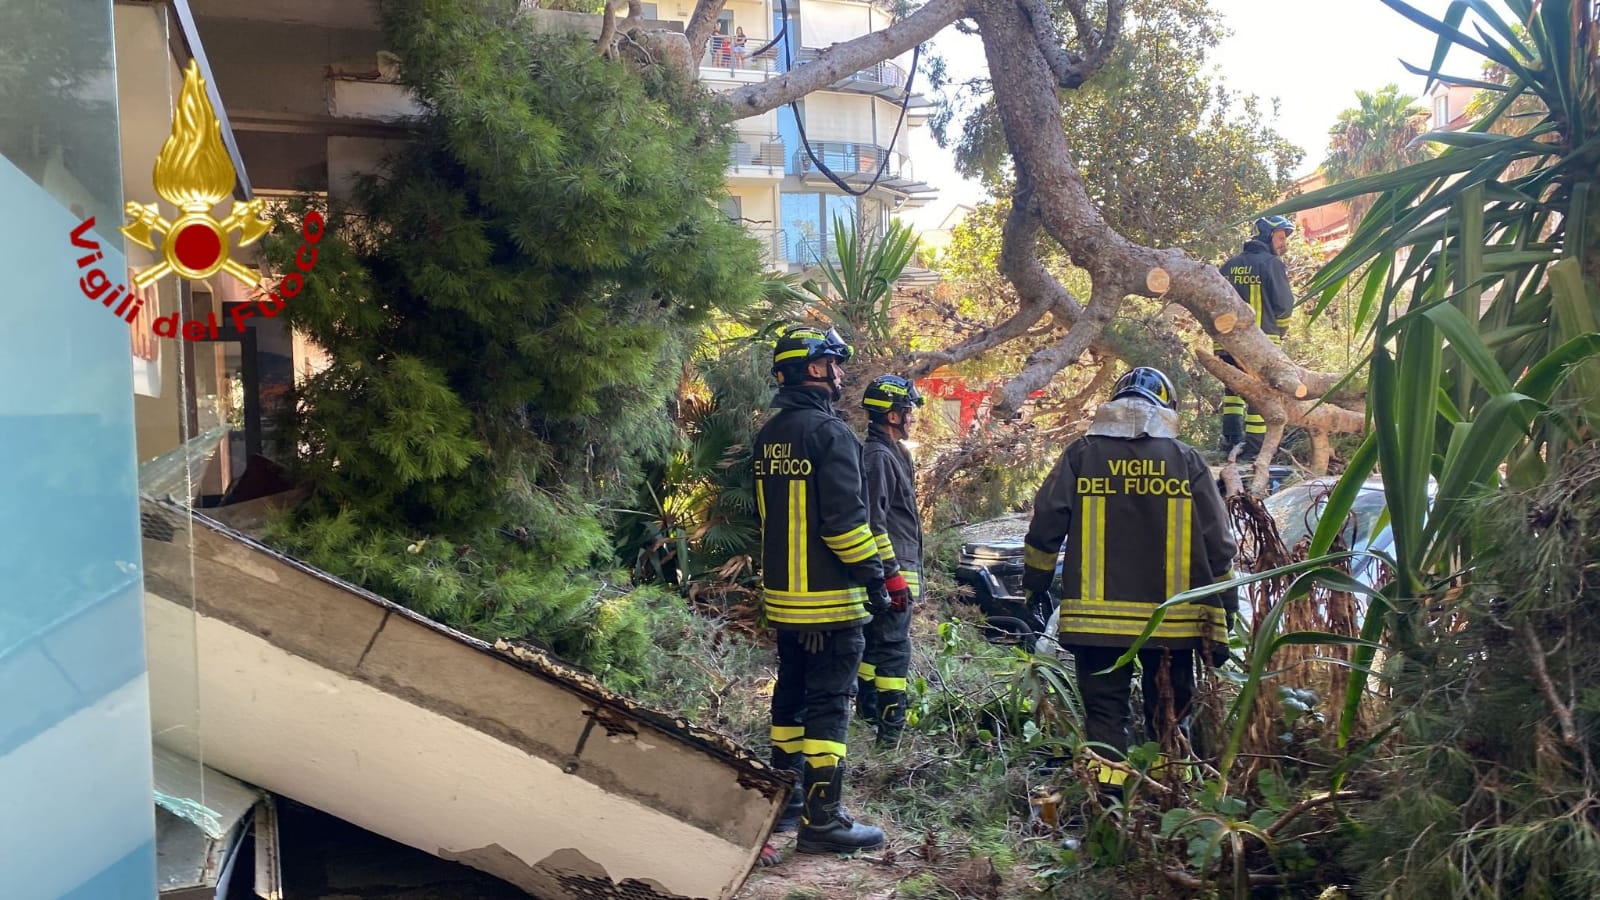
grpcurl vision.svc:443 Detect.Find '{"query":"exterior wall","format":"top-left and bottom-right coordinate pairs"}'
top-left (0, 2), bottom-right (158, 897)
top-left (804, 92), bottom-right (875, 143)
top-left (799, 0), bottom-right (871, 47)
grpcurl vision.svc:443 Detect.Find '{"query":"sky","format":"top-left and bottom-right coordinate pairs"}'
top-left (901, 0), bottom-right (1495, 232)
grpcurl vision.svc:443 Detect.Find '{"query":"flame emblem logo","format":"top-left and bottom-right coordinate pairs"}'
top-left (121, 59), bottom-right (270, 288)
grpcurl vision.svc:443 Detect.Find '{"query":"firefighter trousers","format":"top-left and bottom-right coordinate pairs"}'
top-left (1216, 339), bottom-right (1281, 459)
top-left (1070, 645), bottom-right (1195, 763)
top-left (857, 607), bottom-right (911, 741)
top-left (771, 626), bottom-right (866, 779)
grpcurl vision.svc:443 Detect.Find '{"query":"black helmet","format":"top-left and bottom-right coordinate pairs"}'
top-left (771, 324), bottom-right (853, 384)
top-left (1112, 366), bottom-right (1177, 410)
top-left (861, 374), bottom-right (925, 418)
top-left (1254, 214), bottom-right (1295, 243)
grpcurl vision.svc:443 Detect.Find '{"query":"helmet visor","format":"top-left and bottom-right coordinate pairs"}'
top-left (821, 328), bottom-right (853, 363)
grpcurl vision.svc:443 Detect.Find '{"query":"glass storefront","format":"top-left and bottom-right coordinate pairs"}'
top-left (0, 1), bottom-right (159, 896)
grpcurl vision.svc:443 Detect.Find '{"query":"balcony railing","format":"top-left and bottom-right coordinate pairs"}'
top-left (792, 141), bottom-right (913, 182)
top-left (795, 47), bottom-right (910, 91)
top-left (702, 35), bottom-right (777, 75)
top-left (729, 132), bottom-right (786, 170)
top-left (741, 225), bottom-right (789, 266)
top-left (787, 234), bottom-right (840, 268)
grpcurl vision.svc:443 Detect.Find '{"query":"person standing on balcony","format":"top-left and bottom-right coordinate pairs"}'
top-left (854, 375), bottom-right (925, 748)
top-left (732, 26), bottom-right (748, 68)
top-left (756, 324), bottom-right (891, 854)
top-left (1216, 215), bottom-right (1298, 460)
top-left (1021, 367), bottom-right (1238, 795)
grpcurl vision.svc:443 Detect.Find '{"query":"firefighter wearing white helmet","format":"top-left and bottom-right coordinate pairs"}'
top-left (1021, 366), bottom-right (1238, 794)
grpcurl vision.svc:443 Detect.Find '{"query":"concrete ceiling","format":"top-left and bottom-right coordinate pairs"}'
top-left (188, 0), bottom-right (379, 31)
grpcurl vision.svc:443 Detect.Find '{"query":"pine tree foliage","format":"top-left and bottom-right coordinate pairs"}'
top-left (257, 0), bottom-right (761, 685)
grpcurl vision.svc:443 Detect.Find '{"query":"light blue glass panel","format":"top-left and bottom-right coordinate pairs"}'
top-left (0, 0), bottom-right (157, 897)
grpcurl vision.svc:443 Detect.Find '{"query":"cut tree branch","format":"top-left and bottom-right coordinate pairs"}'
top-left (717, 0), bottom-right (967, 118)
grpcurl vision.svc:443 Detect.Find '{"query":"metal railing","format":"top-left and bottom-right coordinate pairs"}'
top-left (795, 47), bottom-right (910, 90)
top-left (788, 234), bottom-right (842, 268)
top-left (791, 141), bottom-right (913, 181)
top-left (702, 35), bottom-right (777, 74)
top-left (729, 132), bottom-right (786, 169)
top-left (740, 225), bottom-right (790, 266)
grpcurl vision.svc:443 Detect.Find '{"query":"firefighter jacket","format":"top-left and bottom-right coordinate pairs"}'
top-left (1022, 399), bottom-right (1238, 650)
top-left (755, 387), bottom-right (885, 630)
top-left (862, 425), bottom-right (924, 600)
top-left (1220, 239), bottom-right (1296, 337)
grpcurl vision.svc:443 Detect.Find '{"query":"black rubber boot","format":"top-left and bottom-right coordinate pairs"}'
top-left (797, 765), bottom-right (885, 854)
top-left (855, 676), bottom-right (878, 725)
top-left (770, 748), bottom-right (804, 833)
top-left (875, 690), bottom-right (906, 748)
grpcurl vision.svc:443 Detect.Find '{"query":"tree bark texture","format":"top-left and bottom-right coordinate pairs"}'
top-left (711, 0), bottom-right (1364, 434)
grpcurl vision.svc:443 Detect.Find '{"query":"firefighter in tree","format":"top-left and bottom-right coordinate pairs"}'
top-left (756, 325), bottom-right (900, 854)
top-left (1217, 215), bottom-right (1297, 460)
top-left (1021, 367), bottom-right (1238, 792)
top-left (854, 374), bottom-right (925, 748)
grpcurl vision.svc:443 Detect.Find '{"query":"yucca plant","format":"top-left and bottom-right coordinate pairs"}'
top-left (1258, 0), bottom-right (1600, 745)
top-left (801, 214), bottom-right (919, 349)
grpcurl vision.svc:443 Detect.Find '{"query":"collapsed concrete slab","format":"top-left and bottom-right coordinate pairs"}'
top-left (139, 498), bottom-right (787, 900)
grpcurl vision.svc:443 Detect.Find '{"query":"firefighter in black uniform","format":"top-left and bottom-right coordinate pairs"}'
top-left (756, 324), bottom-right (893, 854)
top-left (1021, 367), bottom-right (1238, 791)
top-left (1217, 215), bottom-right (1297, 459)
top-left (854, 374), bottom-right (925, 747)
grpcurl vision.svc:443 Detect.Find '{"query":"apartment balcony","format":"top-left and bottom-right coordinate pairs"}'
top-left (793, 47), bottom-right (933, 110)
top-left (728, 132), bottom-right (786, 180)
top-left (700, 35), bottom-right (779, 83)
top-left (792, 141), bottom-right (938, 207)
top-left (742, 225), bottom-right (790, 268)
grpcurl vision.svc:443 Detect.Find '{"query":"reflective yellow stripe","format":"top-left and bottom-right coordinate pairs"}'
top-left (833, 539), bottom-right (877, 564)
top-left (1221, 397), bottom-right (1246, 414)
top-left (902, 570), bottom-right (920, 592)
top-left (1081, 496), bottom-right (1105, 602)
top-left (862, 397), bottom-right (892, 408)
top-left (873, 533), bottom-right (895, 562)
top-left (1245, 415), bottom-right (1268, 434)
top-left (756, 476), bottom-right (766, 522)
top-left (789, 481), bottom-right (806, 592)
top-left (763, 587), bottom-right (868, 625)
top-left (875, 676), bottom-right (907, 691)
top-left (1091, 759), bottom-right (1128, 786)
top-left (821, 524), bottom-right (872, 549)
top-left (1056, 600), bottom-right (1226, 641)
top-left (771, 725), bottom-right (804, 753)
top-left (1248, 282), bottom-right (1263, 327)
top-left (802, 738), bottom-right (847, 768)
top-left (1166, 498), bottom-right (1192, 601)
top-left (858, 662), bottom-right (876, 679)
top-left (1023, 543), bottom-right (1057, 573)
top-left (774, 347), bottom-right (811, 363)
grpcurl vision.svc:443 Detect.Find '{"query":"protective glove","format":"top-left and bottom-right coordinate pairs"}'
top-left (1026, 589), bottom-right (1055, 633)
top-left (800, 630), bottom-right (826, 654)
top-left (864, 578), bottom-right (892, 617)
top-left (884, 572), bottom-right (911, 612)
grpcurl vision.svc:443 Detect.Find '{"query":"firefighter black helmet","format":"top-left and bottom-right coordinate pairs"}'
top-left (861, 374), bottom-right (924, 417)
top-left (771, 324), bottom-right (853, 383)
top-left (1254, 215), bottom-right (1296, 243)
top-left (1112, 366), bottom-right (1177, 410)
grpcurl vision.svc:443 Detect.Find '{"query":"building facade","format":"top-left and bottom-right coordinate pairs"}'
top-left (684, 0), bottom-right (939, 268)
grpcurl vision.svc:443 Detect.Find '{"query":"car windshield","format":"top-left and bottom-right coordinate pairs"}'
top-left (1267, 483), bottom-right (1388, 549)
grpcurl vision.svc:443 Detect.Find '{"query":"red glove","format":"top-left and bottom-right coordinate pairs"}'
top-left (884, 573), bottom-right (911, 612)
